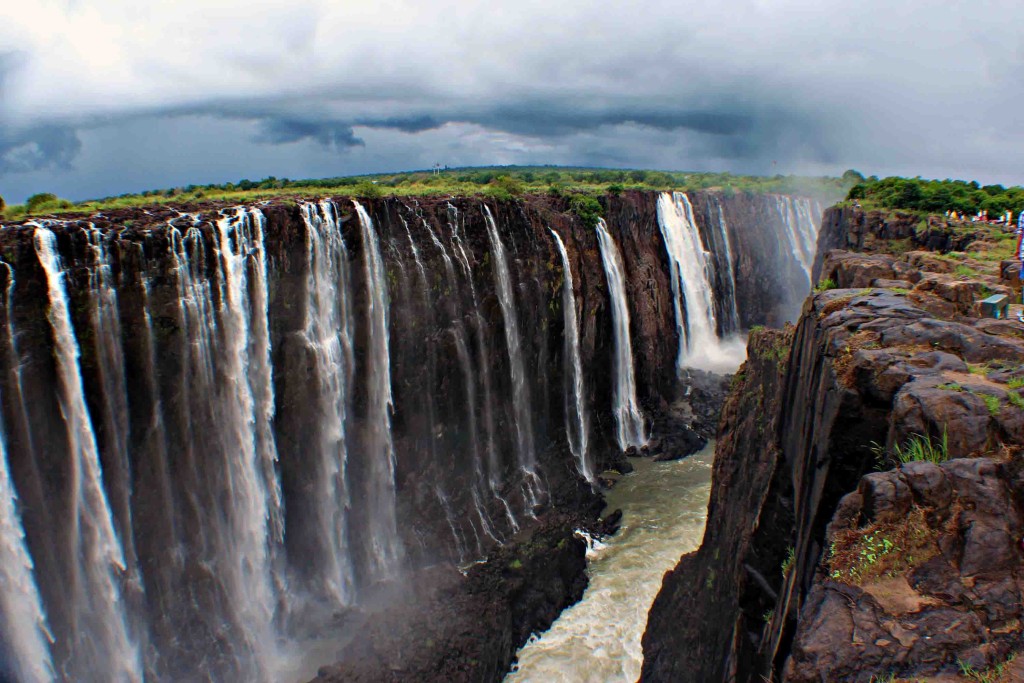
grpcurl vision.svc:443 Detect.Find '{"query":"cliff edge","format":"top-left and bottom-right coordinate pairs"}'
top-left (642, 208), bottom-right (1024, 682)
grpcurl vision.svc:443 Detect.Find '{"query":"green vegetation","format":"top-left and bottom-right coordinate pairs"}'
top-left (978, 392), bottom-right (1002, 416)
top-left (568, 194), bottom-right (603, 228)
top-left (958, 653), bottom-right (1016, 683)
top-left (938, 382), bottom-right (964, 392)
top-left (1007, 377), bottom-right (1024, 389)
top-left (848, 175), bottom-right (1024, 216)
top-left (873, 429), bottom-right (950, 467)
top-left (827, 507), bottom-right (939, 585)
top-left (1, 165), bottom-right (855, 220)
top-left (1010, 393), bottom-right (1024, 410)
top-left (814, 278), bottom-right (838, 292)
top-left (780, 546), bottom-right (796, 576)
top-left (354, 180), bottom-right (382, 199)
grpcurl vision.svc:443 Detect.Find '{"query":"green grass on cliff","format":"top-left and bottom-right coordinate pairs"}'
top-left (1, 165), bottom-right (855, 220)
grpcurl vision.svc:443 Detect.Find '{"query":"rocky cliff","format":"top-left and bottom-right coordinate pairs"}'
top-left (642, 204), bottom-right (1024, 682)
top-left (0, 189), bottom-right (819, 682)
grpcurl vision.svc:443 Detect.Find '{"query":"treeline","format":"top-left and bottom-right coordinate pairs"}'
top-left (848, 176), bottom-right (1024, 216)
top-left (2, 165), bottom-right (856, 219)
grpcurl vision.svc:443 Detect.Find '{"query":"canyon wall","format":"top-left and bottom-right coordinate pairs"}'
top-left (0, 190), bottom-right (817, 682)
top-left (643, 208), bottom-right (1024, 682)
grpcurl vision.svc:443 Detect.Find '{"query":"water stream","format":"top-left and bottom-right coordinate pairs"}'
top-left (506, 445), bottom-right (714, 683)
top-left (595, 219), bottom-right (647, 450)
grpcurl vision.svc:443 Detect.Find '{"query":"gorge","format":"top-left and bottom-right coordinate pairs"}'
top-left (0, 189), bottom-right (823, 682)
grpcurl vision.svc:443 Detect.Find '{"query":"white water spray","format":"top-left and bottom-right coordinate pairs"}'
top-left (594, 219), bottom-right (647, 451)
top-left (0, 399), bottom-right (54, 683)
top-left (656, 193), bottom-right (745, 374)
top-left (300, 200), bottom-right (357, 604)
top-left (483, 206), bottom-right (538, 483)
top-left (549, 229), bottom-right (593, 482)
top-left (353, 201), bottom-right (402, 578)
top-left (34, 227), bottom-right (143, 681)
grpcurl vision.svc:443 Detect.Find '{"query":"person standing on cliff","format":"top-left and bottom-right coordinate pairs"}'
top-left (1017, 212), bottom-right (1024, 308)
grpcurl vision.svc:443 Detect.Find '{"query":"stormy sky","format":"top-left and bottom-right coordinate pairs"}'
top-left (1, 0), bottom-right (1022, 203)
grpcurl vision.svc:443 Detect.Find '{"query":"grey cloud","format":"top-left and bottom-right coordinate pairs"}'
top-left (0, 126), bottom-right (82, 175)
top-left (253, 118), bottom-right (364, 149)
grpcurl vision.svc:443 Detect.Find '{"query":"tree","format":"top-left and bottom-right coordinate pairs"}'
top-left (841, 169), bottom-right (866, 186)
top-left (26, 193), bottom-right (58, 213)
top-left (0, 195), bottom-right (5, 214)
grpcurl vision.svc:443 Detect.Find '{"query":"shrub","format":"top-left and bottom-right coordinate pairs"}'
top-left (780, 546), bottom-right (796, 576)
top-left (568, 194), bottom-right (603, 228)
top-left (814, 278), bottom-right (838, 292)
top-left (489, 175), bottom-right (525, 197)
top-left (353, 180), bottom-right (382, 199)
top-left (873, 429), bottom-right (949, 467)
top-left (26, 192), bottom-right (59, 213)
top-left (0, 195), bottom-right (5, 213)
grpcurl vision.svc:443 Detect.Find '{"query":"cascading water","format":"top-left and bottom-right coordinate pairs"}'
top-left (418, 212), bottom-right (502, 547)
top-left (34, 227), bottom-right (143, 682)
top-left (655, 192), bottom-right (745, 374)
top-left (0, 191), bottom-right (824, 681)
top-left (549, 229), bottom-right (592, 482)
top-left (352, 200), bottom-right (402, 578)
top-left (594, 219), bottom-right (647, 451)
top-left (710, 197), bottom-right (741, 333)
top-left (483, 205), bottom-right (540, 496)
top-left (299, 200), bottom-right (358, 606)
top-left (0, 405), bottom-right (53, 683)
top-left (208, 209), bottom-right (280, 677)
top-left (449, 204), bottom-right (519, 532)
top-left (774, 195), bottom-right (821, 286)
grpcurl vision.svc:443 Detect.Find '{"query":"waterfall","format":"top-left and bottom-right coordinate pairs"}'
top-left (33, 227), bottom-right (143, 681)
top-left (594, 219), bottom-right (647, 451)
top-left (711, 198), bottom-right (741, 334)
top-left (0, 403), bottom-right (53, 683)
top-left (656, 193), bottom-right (720, 371)
top-left (483, 206), bottom-right (538, 481)
top-left (300, 200), bottom-right (357, 604)
top-left (450, 205), bottom-right (518, 531)
top-left (549, 229), bottom-right (593, 482)
top-left (352, 201), bottom-right (402, 578)
top-left (774, 195), bottom-right (821, 286)
top-left (420, 213), bottom-right (501, 544)
top-left (210, 209), bottom-right (280, 677)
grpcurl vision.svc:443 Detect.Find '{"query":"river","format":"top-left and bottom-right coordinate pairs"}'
top-left (505, 444), bottom-right (714, 682)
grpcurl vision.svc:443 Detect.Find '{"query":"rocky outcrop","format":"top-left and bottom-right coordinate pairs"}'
top-left (314, 512), bottom-right (590, 683)
top-left (786, 457), bottom-right (1024, 681)
top-left (813, 206), bottom-right (982, 282)
top-left (642, 247), bottom-right (1024, 682)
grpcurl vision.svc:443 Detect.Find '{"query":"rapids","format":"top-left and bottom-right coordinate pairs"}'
top-left (506, 445), bottom-right (714, 683)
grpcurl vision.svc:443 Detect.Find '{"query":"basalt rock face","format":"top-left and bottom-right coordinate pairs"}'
top-left (785, 457), bottom-right (1024, 681)
top-left (0, 189), bottom-right (820, 682)
top-left (813, 205), bottom-right (983, 282)
top-left (642, 246), bottom-right (1024, 683)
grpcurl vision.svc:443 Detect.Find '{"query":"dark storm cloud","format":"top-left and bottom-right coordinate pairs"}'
top-left (254, 118), bottom-right (365, 149)
top-left (0, 126), bottom-right (82, 175)
top-left (2, 0), bottom-right (1023, 202)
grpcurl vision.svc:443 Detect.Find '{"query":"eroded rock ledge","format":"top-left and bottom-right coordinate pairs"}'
top-left (642, 247), bottom-right (1024, 682)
